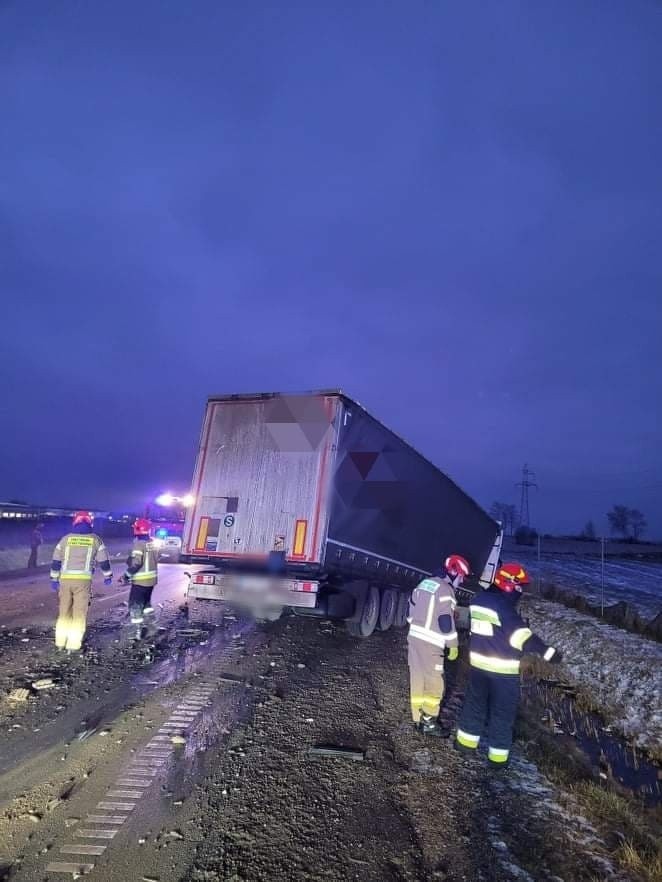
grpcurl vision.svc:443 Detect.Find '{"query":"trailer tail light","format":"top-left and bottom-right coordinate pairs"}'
top-left (289, 580), bottom-right (319, 593)
top-left (193, 573), bottom-right (216, 585)
top-left (292, 519), bottom-right (308, 558)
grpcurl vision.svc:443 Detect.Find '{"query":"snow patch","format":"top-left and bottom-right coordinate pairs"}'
top-left (525, 598), bottom-right (662, 754)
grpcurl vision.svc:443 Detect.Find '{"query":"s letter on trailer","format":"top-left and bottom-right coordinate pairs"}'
top-left (182, 391), bottom-right (502, 637)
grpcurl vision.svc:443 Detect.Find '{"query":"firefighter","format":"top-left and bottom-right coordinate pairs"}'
top-left (407, 554), bottom-right (470, 736)
top-left (122, 518), bottom-right (159, 632)
top-left (455, 562), bottom-right (561, 767)
top-left (50, 511), bottom-right (113, 652)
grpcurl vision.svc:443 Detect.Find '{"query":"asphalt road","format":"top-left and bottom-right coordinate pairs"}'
top-left (0, 563), bottom-right (192, 634)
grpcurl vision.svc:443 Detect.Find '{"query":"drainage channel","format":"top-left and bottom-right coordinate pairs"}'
top-left (524, 679), bottom-right (662, 806)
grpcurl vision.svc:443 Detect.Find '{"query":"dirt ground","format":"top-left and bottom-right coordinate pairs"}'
top-left (0, 600), bottom-right (656, 882)
top-left (178, 616), bottom-right (632, 882)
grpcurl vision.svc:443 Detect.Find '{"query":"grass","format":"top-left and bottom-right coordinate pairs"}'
top-left (615, 840), bottom-right (662, 882)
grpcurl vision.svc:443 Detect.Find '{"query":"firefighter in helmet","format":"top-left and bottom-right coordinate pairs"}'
top-left (122, 518), bottom-right (159, 633)
top-left (50, 511), bottom-right (113, 652)
top-left (455, 562), bottom-right (561, 767)
top-left (407, 554), bottom-right (470, 736)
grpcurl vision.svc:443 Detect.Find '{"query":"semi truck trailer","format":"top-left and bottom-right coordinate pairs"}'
top-left (181, 390), bottom-right (502, 636)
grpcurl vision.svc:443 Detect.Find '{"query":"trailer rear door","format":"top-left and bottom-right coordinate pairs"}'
top-left (184, 394), bottom-right (339, 563)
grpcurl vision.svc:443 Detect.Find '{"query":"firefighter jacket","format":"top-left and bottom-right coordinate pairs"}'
top-left (125, 538), bottom-right (159, 587)
top-left (407, 576), bottom-right (458, 649)
top-left (50, 527), bottom-right (111, 584)
top-left (468, 587), bottom-right (556, 675)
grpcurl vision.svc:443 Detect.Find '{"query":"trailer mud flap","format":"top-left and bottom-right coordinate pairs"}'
top-left (341, 581), bottom-right (369, 624)
top-left (327, 592), bottom-right (356, 619)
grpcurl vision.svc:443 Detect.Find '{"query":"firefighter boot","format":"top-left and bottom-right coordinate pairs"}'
top-left (435, 713), bottom-right (454, 739)
top-left (418, 713), bottom-right (445, 737)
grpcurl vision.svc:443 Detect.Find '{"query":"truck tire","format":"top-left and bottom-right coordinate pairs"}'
top-left (346, 585), bottom-right (380, 638)
top-left (394, 591), bottom-right (410, 628)
top-left (378, 588), bottom-right (398, 631)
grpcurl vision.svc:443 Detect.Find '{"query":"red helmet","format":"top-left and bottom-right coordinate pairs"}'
top-left (133, 518), bottom-right (152, 537)
top-left (445, 554), bottom-right (471, 580)
top-left (494, 563), bottom-right (530, 593)
top-left (72, 510), bottom-right (93, 527)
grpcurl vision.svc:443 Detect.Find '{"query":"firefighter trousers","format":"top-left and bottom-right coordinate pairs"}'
top-left (55, 580), bottom-right (91, 651)
top-left (407, 636), bottom-right (445, 722)
top-left (128, 583), bottom-right (154, 623)
top-left (456, 668), bottom-right (520, 764)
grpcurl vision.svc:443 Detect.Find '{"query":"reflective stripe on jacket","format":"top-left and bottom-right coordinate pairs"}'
top-left (50, 533), bottom-right (111, 582)
top-left (407, 576), bottom-right (458, 649)
top-left (468, 587), bottom-right (555, 675)
top-left (125, 539), bottom-right (158, 587)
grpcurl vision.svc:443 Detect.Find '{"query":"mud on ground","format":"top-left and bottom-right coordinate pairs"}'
top-left (180, 617), bottom-right (629, 882)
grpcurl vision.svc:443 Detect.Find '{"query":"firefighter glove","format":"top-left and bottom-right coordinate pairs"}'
top-left (50, 580), bottom-right (59, 592)
top-left (446, 646), bottom-right (459, 661)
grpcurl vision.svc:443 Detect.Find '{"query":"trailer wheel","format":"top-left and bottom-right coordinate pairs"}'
top-left (378, 588), bottom-right (398, 631)
top-left (346, 585), bottom-right (380, 638)
top-left (394, 591), bottom-right (410, 628)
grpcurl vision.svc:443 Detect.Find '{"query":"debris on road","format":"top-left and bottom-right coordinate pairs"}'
top-left (7, 688), bottom-right (30, 703)
top-left (31, 678), bottom-right (55, 691)
top-left (165, 829), bottom-right (184, 841)
top-left (308, 745), bottom-right (365, 761)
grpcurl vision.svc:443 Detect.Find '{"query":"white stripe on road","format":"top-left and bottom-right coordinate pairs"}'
top-left (46, 668), bottom-right (224, 877)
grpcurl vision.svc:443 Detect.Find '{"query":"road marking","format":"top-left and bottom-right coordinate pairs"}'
top-left (60, 845), bottom-right (107, 856)
top-left (75, 829), bottom-right (118, 839)
top-left (46, 860), bottom-right (95, 874)
top-left (97, 801), bottom-right (136, 811)
top-left (116, 779), bottom-right (152, 787)
top-left (45, 674), bottom-right (223, 877)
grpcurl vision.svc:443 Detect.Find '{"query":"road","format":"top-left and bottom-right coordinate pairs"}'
top-left (0, 567), bottom-right (651, 881)
top-left (0, 560), bottom-right (190, 633)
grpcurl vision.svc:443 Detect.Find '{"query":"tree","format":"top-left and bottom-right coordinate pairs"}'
top-left (629, 509), bottom-right (647, 541)
top-left (490, 502), bottom-right (518, 536)
top-left (607, 505), bottom-right (631, 538)
top-left (582, 520), bottom-right (596, 540)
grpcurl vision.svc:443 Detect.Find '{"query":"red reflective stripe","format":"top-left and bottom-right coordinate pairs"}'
top-left (290, 581), bottom-right (318, 593)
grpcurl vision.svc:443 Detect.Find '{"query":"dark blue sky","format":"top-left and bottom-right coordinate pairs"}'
top-left (1, 1), bottom-right (661, 535)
